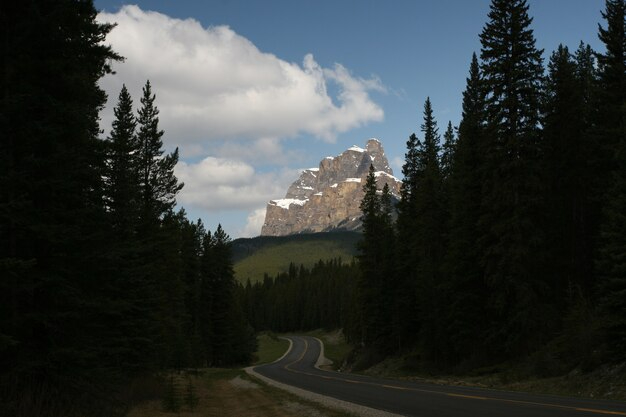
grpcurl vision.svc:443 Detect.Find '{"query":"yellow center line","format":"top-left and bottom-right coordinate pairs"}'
top-left (284, 337), bottom-right (308, 370)
top-left (280, 337), bottom-right (626, 416)
top-left (576, 408), bottom-right (626, 416)
top-left (447, 393), bottom-right (489, 400)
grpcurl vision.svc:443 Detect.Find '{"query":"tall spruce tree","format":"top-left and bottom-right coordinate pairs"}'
top-left (136, 80), bottom-right (184, 224)
top-left (394, 130), bottom-right (422, 349)
top-left (445, 53), bottom-right (490, 365)
top-left (0, 1), bottom-right (122, 415)
top-left (412, 98), bottom-right (447, 363)
top-left (357, 165), bottom-right (394, 351)
top-left (542, 45), bottom-right (595, 314)
top-left (573, 42), bottom-right (601, 297)
top-left (441, 121), bottom-right (456, 181)
top-left (202, 225), bottom-right (255, 365)
top-left (595, 0), bottom-right (626, 182)
top-left (207, 225), bottom-right (234, 365)
top-left (478, 0), bottom-right (551, 357)
top-left (101, 85), bottom-right (160, 376)
top-left (595, 0), bottom-right (626, 361)
top-left (179, 216), bottom-right (205, 366)
top-left (104, 85), bottom-right (140, 236)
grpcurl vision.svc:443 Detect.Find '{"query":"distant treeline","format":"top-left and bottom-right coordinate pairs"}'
top-left (354, 0), bottom-right (626, 372)
top-left (0, 2), bottom-right (253, 416)
top-left (240, 260), bottom-right (359, 333)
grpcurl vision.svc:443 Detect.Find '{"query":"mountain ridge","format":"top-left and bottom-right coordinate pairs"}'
top-left (261, 138), bottom-right (401, 236)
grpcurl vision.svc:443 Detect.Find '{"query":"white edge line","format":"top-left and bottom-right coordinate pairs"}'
top-left (313, 337), bottom-right (333, 370)
top-left (274, 336), bottom-right (293, 363)
top-left (246, 335), bottom-right (402, 417)
top-left (245, 363), bottom-right (403, 417)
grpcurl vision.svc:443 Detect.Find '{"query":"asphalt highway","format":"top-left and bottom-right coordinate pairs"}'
top-left (254, 335), bottom-right (626, 417)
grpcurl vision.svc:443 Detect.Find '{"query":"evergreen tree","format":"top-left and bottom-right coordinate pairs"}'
top-left (412, 98), bottom-right (447, 363)
top-left (444, 53), bottom-right (490, 365)
top-left (441, 121), bottom-right (456, 180)
top-left (200, 225), bottom-right (256, 365)
top-left (0, 1), bottom-right (122, 415)
top-left (208, 225), bottom-right (235, 365)
top-left (136, 80), bottom-right (183, 224)
top-left (542, 45), bottom-right (594, 313)
top-left (357, 165), bottom-right (394, 351)
top-left (357, 166), bottom-right (383, 347)
top-left (573, 42), bottom-right (601, 297)
top-left (594, 0), bottom-right (626, 180)
top-left (596, 140), bottom-right (626, 361)
top-left (478, 0), bottom-right (551, 357)
top-left (104, 85), bottom-right (140, 236)
top-left (180, 217), bottom-right (205, 366)
top-left (595, 0), bottom-right (626, 360)
top-left (199, 230), bottom-right (215, 366)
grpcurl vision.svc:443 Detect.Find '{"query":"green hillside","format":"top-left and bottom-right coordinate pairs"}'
top-left (232, 232), bottom-right (360, 283)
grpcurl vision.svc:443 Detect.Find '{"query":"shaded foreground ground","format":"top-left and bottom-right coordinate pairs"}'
top-left (127, 368), bottom-right (354, 417)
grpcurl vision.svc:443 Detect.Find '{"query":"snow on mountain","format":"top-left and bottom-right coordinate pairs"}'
top-left (261, 138), bottom-right (402, 236)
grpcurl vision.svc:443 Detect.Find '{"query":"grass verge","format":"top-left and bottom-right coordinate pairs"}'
top-left (255, 332), bottom-right (290, 365)
top-left (361, 355), bottom-right (626, 401)
top-left (303, 329), bottom-right (353, 370)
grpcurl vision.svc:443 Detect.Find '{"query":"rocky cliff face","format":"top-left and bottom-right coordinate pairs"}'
top-left (261, 139), bottom-right (401, 236)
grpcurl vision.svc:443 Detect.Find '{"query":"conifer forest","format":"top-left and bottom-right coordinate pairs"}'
top-left (1, 0), bottom-right (626, 416)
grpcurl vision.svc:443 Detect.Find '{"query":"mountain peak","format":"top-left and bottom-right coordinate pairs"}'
top-left (261, 139), bottom-right (401, 236)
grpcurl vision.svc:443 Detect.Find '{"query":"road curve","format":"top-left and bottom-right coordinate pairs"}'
top-left (253, 335), bottom-right (626, 417)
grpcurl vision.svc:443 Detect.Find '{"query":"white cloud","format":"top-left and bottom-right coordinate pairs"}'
top-left (174, 156), bottom-right (296, 212)
top-left (391, 156), bottom-right (405, 177)
top-left (239, 207), bottom-right (268, 238)
top-left (216, 137), bottom-right (304, 166)
top-left (97, 5), bottom-right (384, 149)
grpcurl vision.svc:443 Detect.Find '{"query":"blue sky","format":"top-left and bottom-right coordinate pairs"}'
top-left (94, 0), bottom-right (605, 237)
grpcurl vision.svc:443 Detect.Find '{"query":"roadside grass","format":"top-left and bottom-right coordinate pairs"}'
top-left (361, 354), bottom-right (626, 402)
top-left (303, 329), bottom-right (353, 370)
top-left (127, 367), bottom-right (355, 417)
top-left (255, 332), bottom-right (290, 365)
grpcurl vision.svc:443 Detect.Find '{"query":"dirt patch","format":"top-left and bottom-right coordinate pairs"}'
top-left (129, 378), bottom-right (295, 417)
top-left (229, 375), bottom-right (260, 390)
top-left (204, 379), bottom-right (294, 417)
top-left (282, 401), bottom-right (327, 416)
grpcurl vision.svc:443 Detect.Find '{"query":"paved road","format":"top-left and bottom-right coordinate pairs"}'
top-left (254, 335), bottom-right (626, 417)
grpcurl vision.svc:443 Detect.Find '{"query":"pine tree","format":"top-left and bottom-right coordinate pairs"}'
top-left (180, 217), bottom-right (205, 366)
top-left (412, 98), bottom-right (447, 363)
top-left (595, 0), bottom-right (626, 361)
top-left (478, 0), bottom-right (550, 357)
top-left (542, 45), bottom-right (593, 313)
top-left (445, 53), bottom-right (490, 365)
top-left (199, 230), bottom-right (215, 366)
top-left (104, 85), bottom-right (140, 236)
top-left (357, 165), bottom-right (394, 351)
top-left (595, 0), bottom-right (626, 174)
top-left (357, 165), bottom-right (383, 347)
top-left (136, 80), bottom-right (184, 224)
top-left (573, 43), bottom-right (602, 297)
top-left (200, 225), bottom-right (255, 365)
top-left (394, 132), bottom-right (422, 348)
top-left (0, 1), bottom-right (122, 415)
top-left (441, 121), bottom-right (456, 180)
top-left (596, 140), bottom-right (626, 361)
